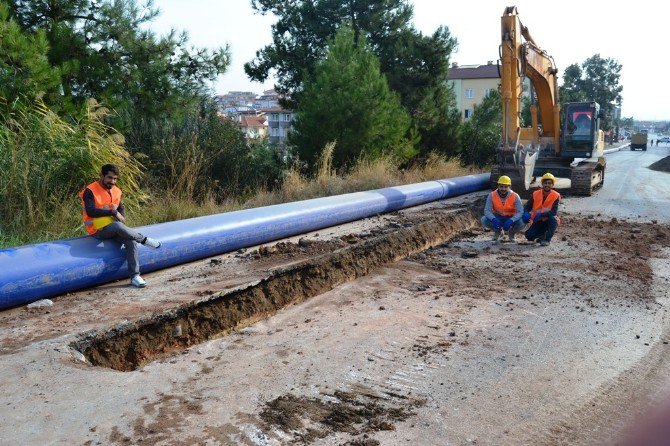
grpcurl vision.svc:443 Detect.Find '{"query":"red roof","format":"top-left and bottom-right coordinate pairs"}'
top-left (240, 115), bottom-right (267, 128)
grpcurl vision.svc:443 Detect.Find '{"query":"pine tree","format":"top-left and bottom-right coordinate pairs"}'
top-left (459, 89), bottom-right (502, 167)
top-left (7, 0), bottom-right (230, 126)
top-left (290, 26), bottom-right (414, 171)
top-left (0, 3), bottom-right (61, 109)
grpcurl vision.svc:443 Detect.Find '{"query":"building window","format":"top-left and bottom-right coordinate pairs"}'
top-left (464, 109), bottom-right (473, 119)
top-left (283, 113), bottom-right (291, 122)
top-left (484, 88), bottom-right (493, 97)
top-left (271, 113), bottom-right (279, 121)
top-left (465, 88), bottom-right (474, 99)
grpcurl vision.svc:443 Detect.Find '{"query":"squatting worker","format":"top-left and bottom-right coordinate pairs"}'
top-left (79, 164), bottom-right (162, 288)
top-left (522, 173), bottom-right (561, 246)
top-left (481, 175), bottom-right (524, 243)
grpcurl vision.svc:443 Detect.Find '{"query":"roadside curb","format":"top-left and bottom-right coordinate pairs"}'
top-left (604, 143), bottom-right (630, 154)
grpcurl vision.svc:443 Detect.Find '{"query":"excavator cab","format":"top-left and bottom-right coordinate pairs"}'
top-left (562, 102), bottom-right (600, 159)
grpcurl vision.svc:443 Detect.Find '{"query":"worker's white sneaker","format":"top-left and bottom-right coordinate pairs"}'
top-left (143, 237), bottom-right (161, 249)
top-left (131, 275), bottom-right (146, 288)
top-left (540, 240), bottom-right (550, 247)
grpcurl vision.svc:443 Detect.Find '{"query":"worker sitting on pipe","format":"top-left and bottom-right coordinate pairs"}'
top-left (79, 164), bottom-right (162, 288)
top-left (481, 176), bottom-right (524, 243)
top-left (522, 173), bottom-right (561, 247)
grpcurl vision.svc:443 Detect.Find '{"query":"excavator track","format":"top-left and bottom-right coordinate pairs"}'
top-left (570, 160), bottom-right (605, 196)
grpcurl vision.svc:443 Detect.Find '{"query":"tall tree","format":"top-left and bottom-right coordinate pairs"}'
top-left (290, 26), bottom-right (414, 171)
top-left (619, 116), bottom-right (634, 130)
top-left (245, 0), bottom-right (459, 155)
top-left (8, 0), bottom-right (230, 125)
top-left (559, 54), bottom-right (623, 131)
top-left (559, 64), bottom-right (587, 104)
top-left (459, 89), bottom-right (501, 167)
top-left (0, 2), bottom-right (61, 108)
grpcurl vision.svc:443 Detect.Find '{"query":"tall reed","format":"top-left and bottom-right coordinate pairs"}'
top-left (0, 99), bottom-right (143, 245)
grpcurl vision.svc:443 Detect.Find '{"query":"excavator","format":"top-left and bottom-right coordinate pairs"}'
top-left (491, 6), bottom-right (606, 196)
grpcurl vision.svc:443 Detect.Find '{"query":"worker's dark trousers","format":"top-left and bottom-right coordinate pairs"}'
top-left (524, 216), bottom-right (558, 242)
top-left (93, 222), bottom-right (146, 277)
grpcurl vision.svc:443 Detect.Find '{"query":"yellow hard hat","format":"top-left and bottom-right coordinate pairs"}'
top-left (497, 175), bottom-right (512, 186)
top-left (541, 173), bottom-right (556, 183)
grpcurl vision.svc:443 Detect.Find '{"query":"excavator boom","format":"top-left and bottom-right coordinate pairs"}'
top-left (500, 6), bottom-right (559, 153)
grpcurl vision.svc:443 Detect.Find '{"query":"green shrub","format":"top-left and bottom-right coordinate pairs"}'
top-left (0, 99), bottom-right (142, 246)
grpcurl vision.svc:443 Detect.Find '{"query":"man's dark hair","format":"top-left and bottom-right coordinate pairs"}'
top-left (101, 164), bottom-right (120, 176)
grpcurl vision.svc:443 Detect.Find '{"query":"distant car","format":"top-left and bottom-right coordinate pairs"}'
top-left (659, 136), bottom-right (670, 143)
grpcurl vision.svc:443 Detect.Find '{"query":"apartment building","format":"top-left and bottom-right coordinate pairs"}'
top-left (264, 107), bottom-right (294, 149)
top-left (447, 62), bottom-right (500, 120)
top-left (255, 89), bottom-right (280, 109)
top-left (214, 91), bottom-right (256, 108)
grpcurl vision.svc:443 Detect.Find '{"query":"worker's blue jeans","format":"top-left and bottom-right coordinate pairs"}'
top-left (481, 216), bottom-right (525, 235)
top-left (524, 216), bottom-right (559, 242)
top-left (93, 222), bottom-right (146, 277)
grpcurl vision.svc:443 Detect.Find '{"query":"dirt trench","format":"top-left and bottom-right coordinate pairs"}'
top-left (73, 205), bottom-right (480, 371)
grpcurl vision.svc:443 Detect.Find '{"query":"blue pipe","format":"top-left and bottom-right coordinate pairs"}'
top-left (0, 173), bottom-right (489, 309)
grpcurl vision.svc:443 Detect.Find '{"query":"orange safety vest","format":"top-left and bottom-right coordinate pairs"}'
top-left (491, 190), bottom-right (518, 217)
top-left (79, 181), bottom-right (122, 235)
top-left (531, 189), bottom-right (561, 224)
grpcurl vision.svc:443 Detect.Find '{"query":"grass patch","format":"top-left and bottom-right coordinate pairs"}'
top-left (0, 147), bottom-right (484, 248)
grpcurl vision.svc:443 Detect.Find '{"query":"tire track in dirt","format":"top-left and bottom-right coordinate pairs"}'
top-left (525, 251), bottom-right (670, 446)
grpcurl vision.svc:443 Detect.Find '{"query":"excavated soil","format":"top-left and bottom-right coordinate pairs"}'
top-left (73, 206), bottom-right (480, 371)
top-left (259, 391), bottom-right (424, 444)
top-left (649, 155), bottom-right (670, 172)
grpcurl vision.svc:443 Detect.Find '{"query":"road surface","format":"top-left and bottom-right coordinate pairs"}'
top-left (567, 142), bottom-right (670, 221)
top-left (0, 143), bottom-right (669, 445)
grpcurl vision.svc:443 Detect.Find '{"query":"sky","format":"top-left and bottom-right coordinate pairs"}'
top-left (148, 0), bottom-right (668, 120)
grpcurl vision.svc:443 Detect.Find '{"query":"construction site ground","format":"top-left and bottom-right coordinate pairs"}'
top-left (1, 143), bottom-right (670, 446)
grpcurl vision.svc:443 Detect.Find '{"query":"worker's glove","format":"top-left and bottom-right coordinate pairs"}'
top-left (522, 212), bottom-right (531, 223)
top-left (502, 219), bottom-right (514, 230)
top-left (491, 217), bottom-right (501, 229)
top-left (534, 212), bottom-right (545, 221)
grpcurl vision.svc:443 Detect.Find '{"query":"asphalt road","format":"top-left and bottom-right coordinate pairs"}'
top-left (565, 142), bottom-right (670, 221)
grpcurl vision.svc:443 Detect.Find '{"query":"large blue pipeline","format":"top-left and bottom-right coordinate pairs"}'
top-left (0, 173), bottom-right (489, 309)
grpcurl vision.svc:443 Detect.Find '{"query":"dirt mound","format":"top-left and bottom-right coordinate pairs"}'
top-left (648, 155), bottom-right (670, 173)
top-left (260, 391), bottom-right (423, 444)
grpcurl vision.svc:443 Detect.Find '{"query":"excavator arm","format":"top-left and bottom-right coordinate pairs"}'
top-left (495, 6), bottom-right (561, 191)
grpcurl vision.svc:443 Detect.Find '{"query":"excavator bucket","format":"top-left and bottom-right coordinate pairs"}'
top-left (517, 149), bottom-right (538, 190)
top-left (490, 144), bottom-right (538, 197)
